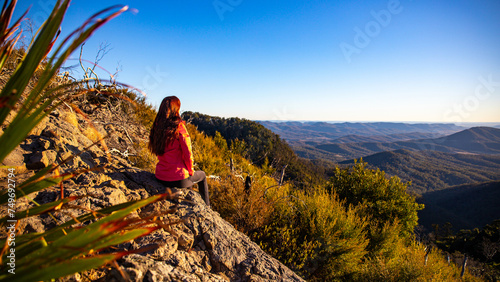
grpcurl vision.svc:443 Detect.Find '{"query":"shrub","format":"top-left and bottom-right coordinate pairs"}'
top-left (209, 175), bottom-right (275, 233)
top-left (329, 160), bottom-right (424, 239)
top-left (356, 241), bottom-right (481, 281)
top-left (120, 89), bottom-right (157, 129)
top-left (253, 187), bottom-right (369, 280)
top-left (130, 140), bottom-right (157, 173)
top-left (252, 221), bottom-right (321, 276)
top-left (294, 189), bottom-right (369, 280)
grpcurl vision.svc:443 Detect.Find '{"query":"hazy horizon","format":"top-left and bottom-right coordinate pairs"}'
top-left (257, 120), bottom-right (500, 127)
top-left (258, 120), bottom-right (500, 125)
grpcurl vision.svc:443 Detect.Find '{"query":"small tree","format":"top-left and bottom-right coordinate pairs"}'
top-left (328, 161), bottom-right (424, 239)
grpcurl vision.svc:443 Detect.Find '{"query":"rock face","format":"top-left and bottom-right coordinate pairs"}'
top-left (113, 179), bottom-right (302, 282)
top-left (1, 97), bottom-right (304, 282)
top-left (93, 169), bottom-right (302, 282)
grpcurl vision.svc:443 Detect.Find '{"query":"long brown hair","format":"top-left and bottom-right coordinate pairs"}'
top-left (148, 96), bottom-right (182, 156)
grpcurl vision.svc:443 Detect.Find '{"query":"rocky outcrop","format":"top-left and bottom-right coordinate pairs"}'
top-left (110, 175), bottom-right (302, 281)
top-left (1, 97), bottom-right (304, 281)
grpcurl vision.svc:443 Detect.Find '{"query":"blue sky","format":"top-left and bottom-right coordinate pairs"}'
top-left (14, 0), bottom-right (500, 122)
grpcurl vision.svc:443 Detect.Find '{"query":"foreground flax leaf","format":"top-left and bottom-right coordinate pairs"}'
top-left (0, 195), bottom-right (83, 225)
top-left (17, 196), bottom-right (162, 247)
top-left (0, 0), bottom-right (68, 127)
top-left (0, 0), bottom-right (128, 162)
top-left (2, 252), bottom-right (122, 282)
top-left (0, 168), bottom-right (75, 204)
top-left (0, 193), bottom-right (172, 281)
top-left (0, 0), bottom-right (26, 72)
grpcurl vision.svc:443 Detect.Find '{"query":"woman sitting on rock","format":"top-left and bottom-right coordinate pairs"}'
top-left (148, 96), bottom-right (210, 207)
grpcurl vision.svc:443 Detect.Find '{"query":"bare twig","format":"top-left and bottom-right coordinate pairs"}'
top-left (120, 125), bottom-right (134, 144)
top-left (62, 101), bottom-right (74, 113)
top-left (79, 43), bottom-right (90, 89)
top-left (92, 41), bottom-right (111, 73)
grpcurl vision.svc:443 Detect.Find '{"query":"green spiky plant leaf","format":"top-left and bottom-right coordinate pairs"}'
top-left (0, 193), bottom-right (176, 282)
top-left (0, 0), bottom-right (129, 162)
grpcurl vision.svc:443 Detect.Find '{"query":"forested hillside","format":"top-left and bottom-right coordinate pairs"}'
top-left (418, 181), bottom-right (500, 231)
top-left (182, 111), bottom-right (328, 188)
top-left (432, 219), bottom-right (500, 281)
top-left (340, 149), bottom-right (500, 194)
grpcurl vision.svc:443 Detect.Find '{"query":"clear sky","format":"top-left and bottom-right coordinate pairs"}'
top-left (13, 0), bottom-right (500, 122)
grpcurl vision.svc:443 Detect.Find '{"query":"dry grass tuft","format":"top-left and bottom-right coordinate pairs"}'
top-left (82, 126), bottom-right (101, 143)
top-left (130, 141), bottom-right (157, 173)
top-left (62, 110), bottom-right (79, 128)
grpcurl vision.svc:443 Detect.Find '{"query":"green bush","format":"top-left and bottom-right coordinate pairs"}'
top-left (252, 222), bottom-right (320, 276)
top-left (356, 241), bottom-right (481, 281)
top-left (120, 89), bottom-right (157, 129)
top-left (252, 187), bottom-right (369, 280)
top-left (328, 160), bottom-right (424, 239)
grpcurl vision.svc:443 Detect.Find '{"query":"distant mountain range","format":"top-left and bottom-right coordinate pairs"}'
top-left (340, 149), bottom-right (500, 194)
top-left (259, 121), bottom-right (466, 144)
top-left (262, 123), bottom-right (500, 194)
top-left (260, 121), bottom-right (468, 162)
top-left (271, 125), bottom-right (500, 162)
top-left (315, 127), bottom-right (500, 161)
top-left (331, 132), bottom-right (444, 144)
top-left (330, 127), bottom-right (500, 194)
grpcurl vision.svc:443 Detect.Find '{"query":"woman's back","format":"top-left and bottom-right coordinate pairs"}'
top-left (155, 122), bottom-right (194, 182)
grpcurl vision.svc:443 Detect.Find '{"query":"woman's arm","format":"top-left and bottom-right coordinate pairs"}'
top-left (179, 123), bottom-right (195, 176)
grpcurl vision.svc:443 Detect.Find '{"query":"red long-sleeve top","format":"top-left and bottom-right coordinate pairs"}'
top-left (155, 122), bottom-right (194, 181)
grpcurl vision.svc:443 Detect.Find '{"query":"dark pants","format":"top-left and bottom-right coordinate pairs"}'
top-left (156, 171), bottom-right (210, 207)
